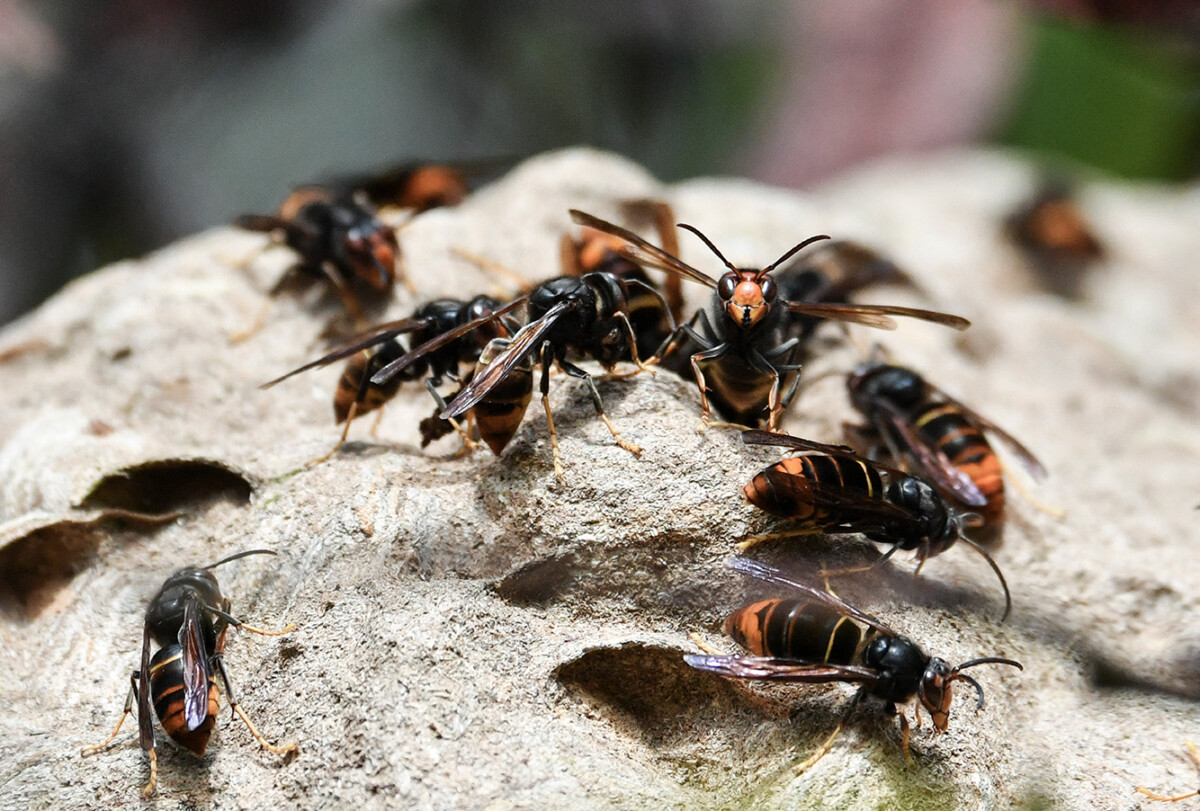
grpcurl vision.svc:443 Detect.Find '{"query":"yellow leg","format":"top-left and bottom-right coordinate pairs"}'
top-left (604, 363), bottom-right (654, 380)
top-left (689, 359), bottom-right (713, 434)
top-left (306, 403), bottom-right (358, 467)
top-left (898, 711), bottom-right (914, 765)
top-left (320, 265), bottom-right (368, 329)
top-left (450, 416), bottom-right (479, 453)
top-left (222, 244), bottom-right (269, 273)
top-left (450, 248), bottom-right (534, 294)
top-left (1000, 455), bottom-right (1065, 518)
top-left (609, 315), bottom-right (658, 379)
top-left (452, 413), bottom-right (479, 456)
top-left (542, 395), bottom-right (565, 479)
top-left (845, 325), bottom-right (873, 359)
top-left (1136, 788), bottom-right (1200, 802)
top-left (817, 562), bottom-right (879, 578)
top-left (1137, 742), bottom-right (1200, 802)
top-left (395, 253), bottom-right (416, 296)
top-left (707, 419), bottom-right (755, 431)
top-left (766, 374), bottom-right (785, 433)
top-left (228, 299), bottom-right (273, 344)
top-left (235, 622), bottom-right (296, 637)
top-left (80, 709), bottom-right (132, 757)
top-left (736, 526), bottom-right (824, 552)
top-left (368, 407), bottom-right (386, 438)
top-left (819, 577), bottom-right (846, 602)
top-left (687, 632), bottom-right (724, 656)
top-left (598, 413), bottom-right (642, 457)
top-left (142, 749), bottom-right (158, 798)
top-left (796, 721), bottom-right (845, 773)
top-left (233, 703), bottom-right (298, 757)
top-left (601, 351), bottom-right (657, 381)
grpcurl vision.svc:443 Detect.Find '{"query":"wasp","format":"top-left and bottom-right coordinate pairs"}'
top-left (561, 198), bottom-right (686, 350)
top-left (569, 210), bottom-right (970, 430)
top-left (460, 199), bottom-right (682, 363)
top-left (1005, 181), bottom-right (1104, 298)
top-left (381, 265), bottom-right (669, 476)
top-left (340, 161), bottom-right (472, 213)
top-left (262, 295), bottom-right (526, 461)
top-left (234, 186), bottom-right (404, 328)
top-left (740, 430), bottom-right (1013, 620)
top-left (80, 550), bottom-right (296, 797)
top-left (846, 361), bottom-right (1046, 527)
top-left (685, 557), bottom-right (1021, 767)
top-left (402, 204), bottom-right (678, 467)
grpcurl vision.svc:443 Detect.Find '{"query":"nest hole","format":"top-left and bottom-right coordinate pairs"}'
top-left (0, 522), bottom-right (104, 619)
top-left (490, 555), bottom-right (575, 605)
top-left (80, 460), bottom-right (253, 514)
top-left (554, 643), bottom-right (752, 748)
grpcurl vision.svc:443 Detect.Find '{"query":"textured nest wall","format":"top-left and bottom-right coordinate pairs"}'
top-left (0, 149), bottom-right (1198, 809)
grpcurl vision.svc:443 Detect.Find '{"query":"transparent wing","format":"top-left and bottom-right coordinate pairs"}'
top-left (260, 317), bottom-right (431, 389)
top-left (727, 557), bottom-right (897, 636)
top-left (569, 210), bottom-right (717, 290)
top-left (439, 300), bottom-right (572, 418)
top-left (179, 598), bottom-right (212, 733)
top-left (370, 296), bottom-right (528, 386)
top-left (684, 653), bottom-right (879, 683)
top-left (875, 403), bottom-right (988, 506)
top-left (784, 301), bottom-right (970, 331)
top-left (925, 384), bottom-right (1048, 479)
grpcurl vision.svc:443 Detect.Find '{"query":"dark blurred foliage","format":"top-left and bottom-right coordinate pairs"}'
top-left (1003, 14), bottom-right (1200, 178)
top-left (0, 0), bottom-right (321, 323)
top-left (0, 1), bottom-right (775, 325)
top-left (0, 1), bottom-right (1197, 325)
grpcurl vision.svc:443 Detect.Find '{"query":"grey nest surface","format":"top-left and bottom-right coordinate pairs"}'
top-left (1, 148), bottom-right (1198, 810)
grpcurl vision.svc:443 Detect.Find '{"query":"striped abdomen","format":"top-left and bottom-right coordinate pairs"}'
top-left (334, 344), bottom-right (406, 424)
top-left (915, 403), bottom-right (1003, 525)
top-left (148, 645), bottom-right (219, 755)
top-left (725, 598), bottom-right (862, 664)
top-left (706, 357), bottom-right (778, 426)
top-left (744, 453), bottom-right (883, 524)
top-left (472, 339), bottom-right (534, 456)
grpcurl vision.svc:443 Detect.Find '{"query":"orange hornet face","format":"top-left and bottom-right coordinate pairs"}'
top-left (920, 659), bottom-right (954, 731)
top-left (348, 227), bottom-right (398, 292)
top-left (718, 271), bottom-right (777, 330)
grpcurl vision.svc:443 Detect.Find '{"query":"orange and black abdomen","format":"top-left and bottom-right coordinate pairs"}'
top-left (470, 339), bottom-right (534, 456)
top-left (334, 345), bottom-right (406, 424)
top-left (915, 403), bottom-right (1004, 525)
top-left (148, 645), bottom-right (219, 756)
top-left (725, 599), bottom-right (861, 664)
top-left (744, 453), bottom-right (882, 524)
top-left (473, 368), bottom-right (533, 456)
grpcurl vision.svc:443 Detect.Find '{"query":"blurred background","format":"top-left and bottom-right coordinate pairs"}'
top-left (0, 0), bottom-right (1197, 325)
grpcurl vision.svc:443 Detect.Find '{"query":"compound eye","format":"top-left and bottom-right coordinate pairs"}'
top-left (921, 667), bottom-right (952, 731)
top-left (718, 275), bottom-right (736, 301)
top-left (760, 277), bottom-right (777, 301)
